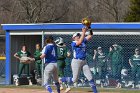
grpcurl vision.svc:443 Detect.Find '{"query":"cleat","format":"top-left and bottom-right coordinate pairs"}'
top-left (65, 87), bottom-right (71, 93)
top-left (15, 79), bottom-right (19, 86)
top-left (60, 86), bottom-right (64, 90)
top-left (29, 80), bottom-right (33, 85)
top-left (132, 84), bottom-right (135, 88)
top-left (116, 83), bottom-right (122, 88)
top-left (100, 83), bottom-right (104, 88)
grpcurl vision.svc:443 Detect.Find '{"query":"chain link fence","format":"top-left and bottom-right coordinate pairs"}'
top-left (48, 34), bottom-right (140, 88)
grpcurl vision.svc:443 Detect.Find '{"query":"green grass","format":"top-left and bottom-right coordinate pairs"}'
top-left (0, 85), bottom-right (140, 93)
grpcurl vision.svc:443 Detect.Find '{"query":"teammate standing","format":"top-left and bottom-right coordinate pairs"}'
top-left (34, 44), bottom-right (42, 79)
top-left (108, 44), bottom-right (123, 88)
top-left (70, 27), bottom-right (97, 93)
top-left (93, 47), bottom-right (107, 88)
top-left (40, 36), bottom-right (60, 93)
top-left (14, 45), bottom-right (32, 86)
top-left (129, 48), bottom-right (140, 88)
top-left (55, 37), bottom-right (71, 92)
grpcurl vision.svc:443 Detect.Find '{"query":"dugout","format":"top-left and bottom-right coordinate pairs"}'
top-left (1, 23), bottom-right (140, 85)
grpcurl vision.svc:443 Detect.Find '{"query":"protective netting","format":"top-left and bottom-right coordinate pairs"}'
top-left (48, 34), bottom-right (140, 88)
top-left (0, 58), bottom-right (5, 84)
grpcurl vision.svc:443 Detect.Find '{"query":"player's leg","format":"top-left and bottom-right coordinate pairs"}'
top-left (52, 63), bottom-right (60, 93)
top-left (16, 63), bottom-right (25, 86)
top-left (82, 61), bottom-right (98, 93)
top-left (25, 64), bottom-right (32, 85)
top-left (131, 66), bottom-right (137, 88)
top-left (71, 59), bottom-right (82, 85)
top-left (44, 63), bottom-right (54, 93)
top-left (137, 66), bottom-right (140, 88)
top-left (57, 60), bottom-right (65, 90)
top-left (112, 64), bottom-right (120, 88)
top-left (18, 63), bottom-right (25, 77)
top-left (38, 63), bottom-right (42, 78)
top-left (35, 61), bottom-right (39, 77)
top-left (57, 60), bottom-right (65, 77)
top-left (35, 60), bottom-right (42, 78)
top-left (98, 66), bottom-right (103, 88)
top-left (115, 64), bottom-right (122, 88)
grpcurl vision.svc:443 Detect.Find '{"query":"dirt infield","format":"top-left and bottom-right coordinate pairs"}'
top-left (0, 88), bottom-right (119, 93)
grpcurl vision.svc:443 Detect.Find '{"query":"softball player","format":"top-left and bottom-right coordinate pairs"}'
top-left (129, 48), bottom-right (140, 88)
top-left (55, 37), bottom-right (71, 92)
top-left (14, 45), bottom-right (32, 86)
top-left (34, 44), bottom-right (42, 78)
top-left (40, 36), bottom-right (60, 93)
top-left (93, 47), bottom-right (107, 88)
top-left (108, 44), bottom-right (123, 88)
top-left (70, 27), bottom-right (97, 93)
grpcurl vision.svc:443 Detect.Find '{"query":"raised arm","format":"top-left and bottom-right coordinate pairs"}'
top-left (129, 58), bottom-right (133, 68)
top-left (76, 27), bottom-right (87, 46)
top-left (86, 28), bottom-right (93, 41)
top-left (93, 50), bottom-right (97, 60)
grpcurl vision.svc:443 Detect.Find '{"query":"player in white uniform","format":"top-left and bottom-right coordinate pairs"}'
top-left (40, 36), bottom-right (60, 93)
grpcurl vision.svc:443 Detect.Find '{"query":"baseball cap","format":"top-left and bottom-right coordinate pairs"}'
top-left (97, 47), bottom-right (102, 50)
top-left (135, 48), bottom-right (140, 51)
top-left (112, 44), bottom-right (118, 47)
top-left (72, 32), bottom-right (81, 38)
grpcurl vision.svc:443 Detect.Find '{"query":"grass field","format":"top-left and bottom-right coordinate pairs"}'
top-left (0, 85), bottom-right (140, 93)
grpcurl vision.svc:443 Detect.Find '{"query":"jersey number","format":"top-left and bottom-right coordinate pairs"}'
top-left (52, 48), bottom-right (56, 56)
top-left (60, 48), bottom-right (64, 55)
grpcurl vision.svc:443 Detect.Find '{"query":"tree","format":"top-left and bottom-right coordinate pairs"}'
top-left (0, 0), bottom-right (70, 23)
top-left (96, 0), bottom-right (128, 22)
top-left (125, 0), bottom-right (140, 22)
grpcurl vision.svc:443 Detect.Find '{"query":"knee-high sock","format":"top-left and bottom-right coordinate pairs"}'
top-left (55, 82), bottom-right (60, 93)
top-left (89, 80), bottom-right (98, 93)
top-left (44, 83), bottom-right (53, 93)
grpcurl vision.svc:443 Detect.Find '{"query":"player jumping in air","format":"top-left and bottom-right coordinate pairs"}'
top-left (61, 27), bottom-right (98, 93)
top-left (40, 36), bottom-right (60, 93)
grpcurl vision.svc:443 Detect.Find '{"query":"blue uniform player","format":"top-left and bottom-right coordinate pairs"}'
top-left (70, 27), bottom-right (97, 93)
top-left (40, 36), bottom-right (60, 93)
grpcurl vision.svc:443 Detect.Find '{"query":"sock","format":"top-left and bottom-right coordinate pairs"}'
top-left (44, 83), bottom-right (53, 93)
top-left (61, 77), bottom-right (73, 83)
top-left (55, 82), bottom-right (60, 93)
top-left (89, 80), bottom-right (98, 93)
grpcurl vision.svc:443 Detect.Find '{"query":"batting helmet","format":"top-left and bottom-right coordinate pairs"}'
top-left (55, 37), bottom-right (64, 45)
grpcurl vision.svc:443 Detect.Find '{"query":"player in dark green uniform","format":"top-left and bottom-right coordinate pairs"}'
top-left (34, 44), bottom-right (42, 79)
top-left (55, 37), bottom-right (71, 92)
top-left (93, 47), bottom-right (107, 88)
top-left (108, 44), bottom-right (123, 88)
top-left (14, 45), bottom-right (32, 86)
top-left (129, 48), bottom-right (140, 88)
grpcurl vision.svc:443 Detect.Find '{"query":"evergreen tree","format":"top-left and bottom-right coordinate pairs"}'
top-left (125, 0), bottom-right (140, 22)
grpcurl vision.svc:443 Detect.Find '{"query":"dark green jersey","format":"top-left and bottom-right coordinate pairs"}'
top-left (34, 50), bottom-right (42, 60)
top-left (130, 55), bottom-right (140, 66)
top-left (108, 45), bottom-right (123, 65)
top-left (17, 51), bottom-right (31, 58)
top-left (96, 53), bottom-right (107, 66)
top-left (57, 46), bottom-right (68, 60)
